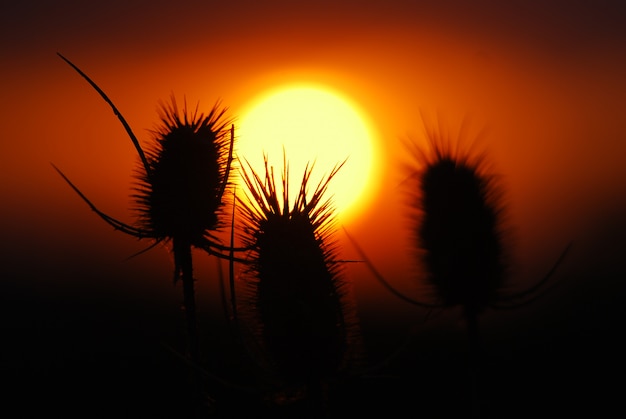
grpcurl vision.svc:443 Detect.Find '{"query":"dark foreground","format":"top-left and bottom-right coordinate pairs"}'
top-left (2, 257), bottom-right (625, 419)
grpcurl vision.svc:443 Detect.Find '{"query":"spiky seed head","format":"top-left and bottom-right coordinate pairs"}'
top-left (237, 157), bottom-right (360, 387)
top-left (132, 96), bottom-right (233, 247)
top-left (404, 118), bottom-right (509, 315)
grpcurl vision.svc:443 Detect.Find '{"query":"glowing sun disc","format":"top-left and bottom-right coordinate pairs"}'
top-left (236, 85), bottom-right (378, 222)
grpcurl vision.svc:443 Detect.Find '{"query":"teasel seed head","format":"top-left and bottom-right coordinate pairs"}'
top-left (132, 95), bottom-right (234, 249)
top-left (404, 117), bottom-right (510, 316)
top-left (237, 156), bottom-right (361, 391)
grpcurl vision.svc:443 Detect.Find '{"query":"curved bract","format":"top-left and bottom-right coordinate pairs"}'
top-left (53, 54), bottom-right (237, 266)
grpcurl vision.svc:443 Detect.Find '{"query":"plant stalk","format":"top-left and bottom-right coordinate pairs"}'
top-left (173, 237), bottom-right (203, 402)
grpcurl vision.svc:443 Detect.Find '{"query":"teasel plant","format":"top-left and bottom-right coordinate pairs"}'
top-left (52, 53), bottom-right (240, 385)
top-left (234, 154), bottom-right (363, 416)
top-left (345, 113), bottom-right (572, 417)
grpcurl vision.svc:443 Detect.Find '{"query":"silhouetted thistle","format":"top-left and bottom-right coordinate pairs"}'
top-left (236, 156), bottom-right (361, 414)
top-left (135, 95), bottom-right (234, 260)
top-left (401, 116), bottom-right (571, 312)
top-left (406, 122), bottom-right (508, 317)
top-left (137, 97), bottom-right (234, 362)
top-left (404, 116), bottom-right (571, 416)
top-left (52, 54), bottom-right (236, 370)
top-left (346, 115), bottom-right (571, 417)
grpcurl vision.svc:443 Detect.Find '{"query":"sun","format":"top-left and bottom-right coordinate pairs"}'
top-left (236, 85), bottom-right (379, 223)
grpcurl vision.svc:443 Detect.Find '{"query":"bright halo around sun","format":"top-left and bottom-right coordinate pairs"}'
top-left (236, 85), bottom-right (379, 223)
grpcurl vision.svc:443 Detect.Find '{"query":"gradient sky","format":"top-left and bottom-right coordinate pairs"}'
top-left (2, 0), bottom-right (626, 322)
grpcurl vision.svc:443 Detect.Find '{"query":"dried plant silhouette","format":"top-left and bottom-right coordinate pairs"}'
top-left (346, 114), bottom-right (572, 417)
top-left (52, 53), bottom-right (238, 385)
top-left (235, 155), bottom-right (362, 416)
top-left (407, 120), bottom-right (508, 316)
top-left (406, 116), bottom-right (571, 310)
top-left (349, 115), bottom-right (572, 311)
top-left (404, 117), bottom-right (509, 417)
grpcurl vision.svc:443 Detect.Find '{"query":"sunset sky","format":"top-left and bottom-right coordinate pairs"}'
top-left (4, 1), bottom-right (624, 281)
top-left (2, 0), bottom-right (626, 416)
top-left (2, 2), bottom-right (625, 293)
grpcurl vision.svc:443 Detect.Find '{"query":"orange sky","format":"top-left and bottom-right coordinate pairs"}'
top-left (2, 1), bottom-right (626, 323)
